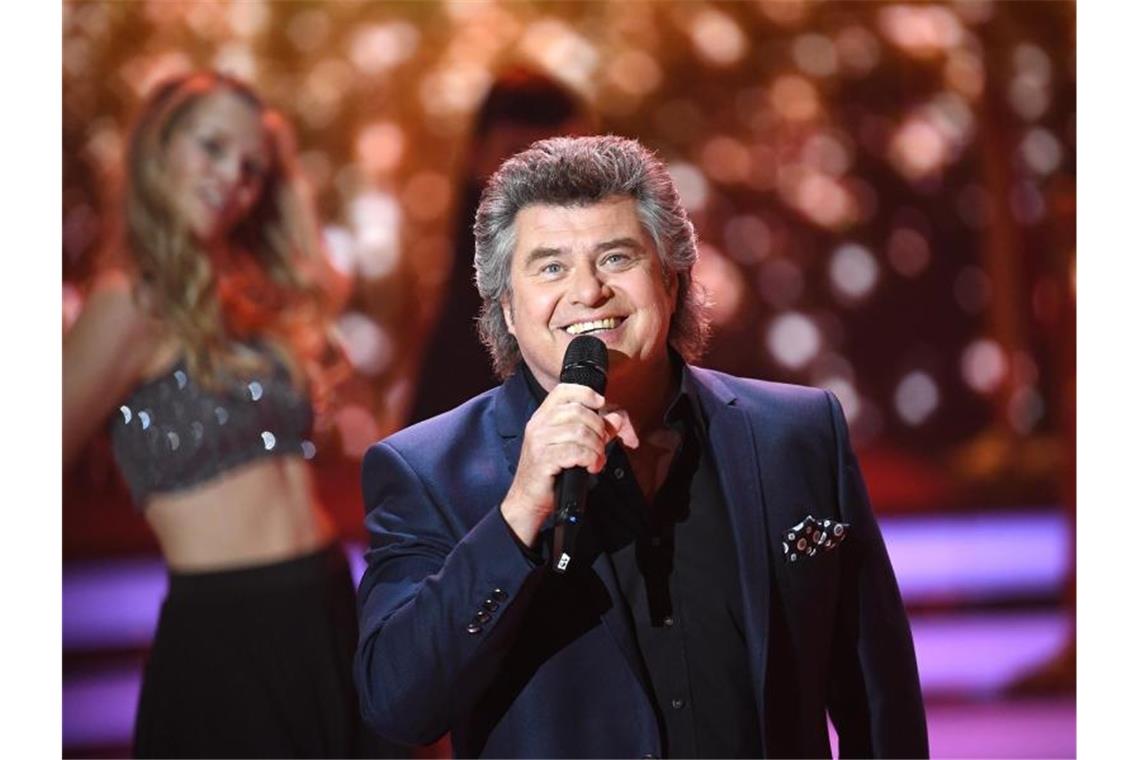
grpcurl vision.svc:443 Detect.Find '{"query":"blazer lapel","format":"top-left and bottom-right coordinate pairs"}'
top-left (493, 369), bottom-right (655, 700)
top-left (493, 371), bottom-right (535, 475)
top-left (688, 367), bottom-right (772, 747)
top-left (592, 545), bottom-right (657, 701)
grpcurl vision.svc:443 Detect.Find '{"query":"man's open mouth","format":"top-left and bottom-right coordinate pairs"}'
top-left (564, 317), bottom-right (623, 336)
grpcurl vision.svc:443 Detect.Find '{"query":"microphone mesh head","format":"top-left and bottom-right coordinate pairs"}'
top-left (560, 335), bottom-right (608, 393)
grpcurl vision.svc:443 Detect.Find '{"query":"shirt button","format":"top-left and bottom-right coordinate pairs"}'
top-left (491, 588), bottom-right (508, 602)
top-left (613, 467), bottom-right (625, 479)
top-left (663, 616), bottom-right (674, 627)
top-left (671, 698), bottom-right (685, 710)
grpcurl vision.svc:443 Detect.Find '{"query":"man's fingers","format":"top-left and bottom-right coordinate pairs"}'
top-left (547, 405), bottom-right (607, 440)
top-left (602, 409), bottom-right (640, 449)
top-left (546, 442), bottom-right (606, 475)
top-left (547, 383), bottom-right (605, 409)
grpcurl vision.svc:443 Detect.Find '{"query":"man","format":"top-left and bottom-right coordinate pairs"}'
top-left (355, 135), bottom-right (928, 758)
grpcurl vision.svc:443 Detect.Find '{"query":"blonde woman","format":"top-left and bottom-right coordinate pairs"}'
top-left (64, 72), bottom-right (387, 757)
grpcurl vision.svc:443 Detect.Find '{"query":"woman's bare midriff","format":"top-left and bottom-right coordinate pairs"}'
top-left (144, 455), bottom-right (337, 573)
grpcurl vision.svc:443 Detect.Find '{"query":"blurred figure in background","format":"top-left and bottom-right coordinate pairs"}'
top-left (62, 71), bottom-right (397, 758)
top-left (405, 65), bottom-right (595, 424)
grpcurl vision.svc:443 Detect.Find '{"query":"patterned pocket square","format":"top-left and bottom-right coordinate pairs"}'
top-left (782, 515), bottom-right (849, 563)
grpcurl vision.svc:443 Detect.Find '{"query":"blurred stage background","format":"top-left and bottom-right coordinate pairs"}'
top-left (62, 1), bottom-right (1075, 757)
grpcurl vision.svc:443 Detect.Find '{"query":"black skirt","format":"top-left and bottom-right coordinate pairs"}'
top-left (133, 544), bottom-right (397, 758)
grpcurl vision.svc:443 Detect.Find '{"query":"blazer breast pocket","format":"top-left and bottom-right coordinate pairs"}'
top-left (774, 514), bottom-right (846, 624)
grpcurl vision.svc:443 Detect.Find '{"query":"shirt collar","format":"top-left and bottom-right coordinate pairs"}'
top-left (516, 349), bottom-right (706, 438)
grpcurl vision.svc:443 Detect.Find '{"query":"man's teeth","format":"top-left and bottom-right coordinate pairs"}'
top-left (566, 318), bottom-right (619, 336)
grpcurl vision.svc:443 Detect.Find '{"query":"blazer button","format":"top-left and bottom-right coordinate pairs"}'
top-left (475, 610), bottom-right (492, 624)
top-left (465, 622), bottom-right (482, 635)
top-left (641, 754), bottom-right (658, 759)
top-left (491, 588), bottom-right (508, 602)
top-left (482, 599), bottom-right (499, 612)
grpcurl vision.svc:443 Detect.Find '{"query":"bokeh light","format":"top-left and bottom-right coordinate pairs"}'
top-left (766, 311), bottom-right (822, 370)
top-left (700, 136), bottom-right (753, 184)
top-left (723, 215), bottom-right (772, 265)
top-left (829, 243), bottom-right (880, 302)
top-left (606, 49), bottom-right (664, 98)
top-left (834, 25), bottom-right (881, 76)
top-left (350, 22), bottom-right (420, 75)
top-left (356, 121), bottom-right (406, 176)
top-left (286, 9), bottom-right (332, 54)
top-left (519, 20), bottom-right (598, 91)
top-left (349, 191), bottom-right (401, 280)
top-left (887, 227), bottom-right (932, 278)
top-left (337, 312), bottom-right (395, 377)
top-left (689, 7), bottom-right (748, 67)
top-left (895, 370), bottom-right (940, 426)
top-left (667, 161), bottom-right (710, 212)
top-left (770, 74), bottom-right (820, 122)
top-left (961, 338), bottom-right (1008, 394)
top-left (1019, 127), bottom-right (1064, 176)
top-left (878, 4), bottom-right (964, 58)
top-left (793, 34), bottom-right (839, 78)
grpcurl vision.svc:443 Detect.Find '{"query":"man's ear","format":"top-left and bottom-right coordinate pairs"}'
top-left (501, 295), bottom-right (516, 336)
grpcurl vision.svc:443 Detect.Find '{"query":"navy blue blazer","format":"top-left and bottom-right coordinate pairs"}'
top-left (355, 365), bottom-right (928, 758)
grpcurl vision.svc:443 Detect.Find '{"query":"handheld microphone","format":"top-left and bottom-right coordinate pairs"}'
top-left (551, 334), bottom-right (608, 574)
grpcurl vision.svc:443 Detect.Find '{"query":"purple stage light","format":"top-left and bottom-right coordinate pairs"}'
top-left (880, 510), bottom-right (1069, 601)
top-left (63, 557), bottom-right (167, 651)
top-left (62, 512), bottom-right (1071, 651)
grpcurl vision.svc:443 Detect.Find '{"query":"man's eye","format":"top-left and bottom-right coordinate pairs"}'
top-left (539, 262), bottom-right (564, 275)
top-left (602, 252), bottom-right (631, 267)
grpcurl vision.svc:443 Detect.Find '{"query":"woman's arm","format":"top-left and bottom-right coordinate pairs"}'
top-left (62, 271), bottom-right (161, 471)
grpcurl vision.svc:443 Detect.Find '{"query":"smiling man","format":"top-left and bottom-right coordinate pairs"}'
top-left (355, 136), bottom-right (928, 758)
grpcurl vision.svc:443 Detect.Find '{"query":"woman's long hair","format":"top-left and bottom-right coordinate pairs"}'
top-left (112, 70), bottom-right (335, 393)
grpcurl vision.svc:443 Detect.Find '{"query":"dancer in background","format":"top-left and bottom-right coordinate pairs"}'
top-left (405, 66), bottom-right (594, 424)
top-left (63, 71), bottom-right (396, 758)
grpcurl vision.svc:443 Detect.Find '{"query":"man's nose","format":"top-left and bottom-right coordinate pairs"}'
top-left (569, 265), bottom-right (610, 306)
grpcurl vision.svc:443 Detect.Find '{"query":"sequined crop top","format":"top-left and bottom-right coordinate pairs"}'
top-left (109, 346), bottom-right (315, 507)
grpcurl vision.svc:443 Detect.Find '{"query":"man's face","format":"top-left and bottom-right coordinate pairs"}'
top-left (502, 195), bottom-right (677, 392)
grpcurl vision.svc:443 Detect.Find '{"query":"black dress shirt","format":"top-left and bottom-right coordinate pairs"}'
top-left (517, 360), bottom-right (763, 758)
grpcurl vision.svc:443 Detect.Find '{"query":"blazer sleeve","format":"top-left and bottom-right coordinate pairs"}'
top-left (353, 439), bottom-right (542, 745)
top-left (822, 391), bottom-right (930, 758)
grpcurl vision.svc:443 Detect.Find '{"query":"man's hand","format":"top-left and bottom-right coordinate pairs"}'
top-left (500, 383), bottom-right (638, 547)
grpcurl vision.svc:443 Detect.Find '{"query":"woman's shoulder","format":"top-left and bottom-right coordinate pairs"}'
top-left (83, 270), bottom-right (160, 332)
top-left (69, 269), bottom-right (170, 372)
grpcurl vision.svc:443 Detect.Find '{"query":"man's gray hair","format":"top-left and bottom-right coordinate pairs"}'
top-left (473, 134), bottom-right (711, 379)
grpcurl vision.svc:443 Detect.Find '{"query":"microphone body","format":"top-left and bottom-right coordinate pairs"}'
top-left (551, 335), bottom-right (608, 573)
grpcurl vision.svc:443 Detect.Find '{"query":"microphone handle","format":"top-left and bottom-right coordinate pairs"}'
top-left (551, 466), bottom-right (590, 573)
